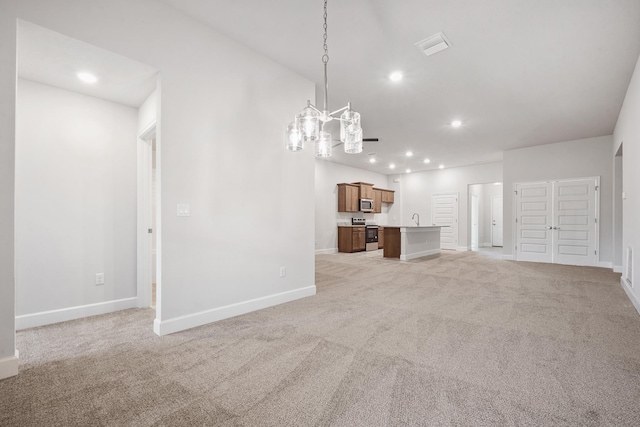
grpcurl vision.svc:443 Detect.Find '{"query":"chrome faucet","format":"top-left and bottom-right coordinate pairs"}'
top-left (412, 213), bottom-right (420, 226)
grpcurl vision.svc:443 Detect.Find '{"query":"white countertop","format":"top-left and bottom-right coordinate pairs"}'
top-left (385, 225), bottom-right (442, 230)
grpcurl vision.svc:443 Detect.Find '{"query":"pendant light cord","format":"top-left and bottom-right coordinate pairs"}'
top-left (322, 0), bottom-right (329, 112)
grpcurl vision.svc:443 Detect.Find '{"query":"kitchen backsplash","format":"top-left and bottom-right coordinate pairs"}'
top-left (336, 212), bottom-right (388, 226)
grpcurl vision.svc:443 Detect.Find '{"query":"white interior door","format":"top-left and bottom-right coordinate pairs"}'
top-left (553, 178), bottom-right (597, 266)
top-left (471, 195), bottom-right (479, 249)
top-left (515, 182), bottom-right (553, 263)
top-left (137, 123), bottom-right (156, 309)
top-left (515, 178), bottom-right (598, 266)
top-left (432, 193), bottom-right (458, 250)
top-left (491, 196), bottom-right (503, 247)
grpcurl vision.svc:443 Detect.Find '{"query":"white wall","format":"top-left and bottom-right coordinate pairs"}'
top-left (503, 136), bottom-right (613, 264)
top-left (613, 52), bottom-right (640, 312)
top-left (390, 162), bottom-right (503, 250)
top-left (315, 160), bottom-right (389, 252)
top-left (0, 0), bottom-right (316, 372)
top-left (15, 79), bottom-right (138, 321)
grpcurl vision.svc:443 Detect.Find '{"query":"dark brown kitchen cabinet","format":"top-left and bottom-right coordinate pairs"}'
top-left (337, 184), bottom-right (359, 212)
top-left (338, 227), bottom-right (366, 253)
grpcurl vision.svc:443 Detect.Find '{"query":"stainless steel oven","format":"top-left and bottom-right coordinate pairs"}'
top-left (365, 226), bottom-right (379, 251)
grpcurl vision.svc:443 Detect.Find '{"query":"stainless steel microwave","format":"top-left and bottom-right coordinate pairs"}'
top-left (360, 198), bottom-right (374, 212)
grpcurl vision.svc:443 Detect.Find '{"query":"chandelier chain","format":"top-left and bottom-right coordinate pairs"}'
top-left (322, 0), bottom-right (329, 64)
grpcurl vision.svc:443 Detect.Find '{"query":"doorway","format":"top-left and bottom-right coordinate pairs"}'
top-left (468, 182), bottom-right (503, 252)
top-left (491, 196), bottom-right (503, 247)
top-left (15, 21), bottom-right (159, 329)
top-left (137, 123), bottom-right (158, 309)
top-left (15, 21), bottom-right (158, 329)
top-left (471, 195), bottom-right (479, 250)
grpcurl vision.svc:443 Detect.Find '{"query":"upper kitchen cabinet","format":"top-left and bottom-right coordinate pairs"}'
top-left (338, 183), bottom-right (394, 213)
top-left (381, 189), bottom-right (395, 203)
top-left (352, 182), bottom-right (374, 200)
top-left (337, 183), bottom-right (359, 212)
top-left (373, 189), bottom-right (382, 213)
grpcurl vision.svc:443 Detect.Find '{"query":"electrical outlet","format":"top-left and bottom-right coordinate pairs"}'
top-left (280, 267), bottom-right (286, 277)
top-left (95, 273), bottom-right (105, 285)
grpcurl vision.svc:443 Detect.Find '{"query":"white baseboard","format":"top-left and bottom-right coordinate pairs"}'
top-left (400, 248), bottom-right (441, 261)
top-left (620, 277), bottom-right (640, 315)
top-left (503, 254), bottom-right (514, 260)
top-left (598, 261), bottom-right (613, 269)
top-left (153, 285), bottom-right (316, 336)
top-left (315, 248), bottom-right (338, 255)
top-left (0, 350), bottom-right (19, 380)
top-left (614, 265), bottom-right (623, 273)
top-left (16, 297), bottom-right (138, 330)
top-left (480, 243), bottom-right (492, 248)
top-left (457, 246), bottom-right (469, 252)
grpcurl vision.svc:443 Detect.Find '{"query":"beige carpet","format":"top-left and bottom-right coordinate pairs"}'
top-left (2, 251), bottom-right (640, 426)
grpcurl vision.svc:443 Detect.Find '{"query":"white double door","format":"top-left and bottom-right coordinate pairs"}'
top-left (515, 178), bottom-right (598, 266)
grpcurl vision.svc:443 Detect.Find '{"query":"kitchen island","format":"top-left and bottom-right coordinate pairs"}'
top-left (383, 226), bottom-right (442, 260)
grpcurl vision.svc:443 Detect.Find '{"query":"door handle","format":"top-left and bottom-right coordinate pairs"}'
top-left (553, 227), bottom-right (561, 230)
top-left (546, 226), bottom-right (553, 229)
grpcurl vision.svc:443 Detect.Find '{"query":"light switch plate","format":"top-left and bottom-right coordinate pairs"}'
top-left (177, 203), bottom-right (190, 216)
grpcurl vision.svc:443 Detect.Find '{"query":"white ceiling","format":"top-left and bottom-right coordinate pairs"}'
top-left (158, 0), bottom-right (640, 174)
top-left (17, 21), bottom-right (158, 108)
top-left (15, 3), bottom-right (640, 174)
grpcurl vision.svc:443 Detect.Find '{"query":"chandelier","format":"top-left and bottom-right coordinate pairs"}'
top-left (285, 0), bottom-right (363, 158)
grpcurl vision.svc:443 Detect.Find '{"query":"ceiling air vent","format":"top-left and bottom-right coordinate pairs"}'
top-left (415, 32), bottom-right (451, 57)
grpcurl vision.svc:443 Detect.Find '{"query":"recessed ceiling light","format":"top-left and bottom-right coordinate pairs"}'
top-left (369, 158), bottom-right (376, 163)
top-left (389, 164), bottom-right (395, 169)
top-left (494, 182), bottom-right (502, 186)
top-left (439, 164), bottom-right (445, 169)
top-left (77, 72), bottom-right (98, 84)
top-left (406, 169), bottom-right (411, 173)
top-left (406, 151), bottom-right (413, 157)
top-left (424, 158), bottom-right (431, 164)
top-left (451, 120), bottom-right (462, 128)
top-left (389, 71), bottom-right (403, 82)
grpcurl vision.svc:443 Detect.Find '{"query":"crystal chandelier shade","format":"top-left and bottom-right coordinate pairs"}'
top-left (284, 0), bottom-right (363, 158)
top-left (298, 107), bottom-right (320, 142)
top-left (315, 131), bottom-right (332, 158)
top-left (285, 121), bottom-right (303, 151)
top-left (340, 110), bottom-right (363, 154)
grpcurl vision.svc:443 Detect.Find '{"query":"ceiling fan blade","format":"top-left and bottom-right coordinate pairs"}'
top-left (330, 138), bottom-right (379, 148)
